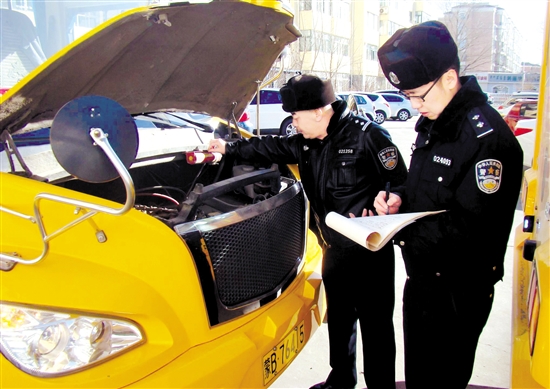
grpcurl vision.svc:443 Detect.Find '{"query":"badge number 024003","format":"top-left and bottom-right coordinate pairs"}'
top-left (262, 320), bottom-right (305, 385)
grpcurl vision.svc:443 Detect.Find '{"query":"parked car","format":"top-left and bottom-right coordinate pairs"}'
top-left (497, 103), bottom-right (516, 118)
top-left (237, 111), bottom-right (254, 132)
top-left (496, 92), bottom-right (539, 116)
top-left (513, 118), bottom-right (536, 167)
top-left (503, 99), bottom-right (538, 133)
top-left (0, 127), bottom-right (50, 152)
top-left (337, 93), bottom-right (375, 121)
top-left (0, 113), bottom-right (220, 153)
top-left (375, 89), bottom-right (400, 94)
top-left (243, 88), bottom-right (295, 136)
top-left (361, 92), bottom-right (392, 124)
top-left (0, 2), bottom-right (325, 388)
top-left (379, 93), bottom-right (419, 121)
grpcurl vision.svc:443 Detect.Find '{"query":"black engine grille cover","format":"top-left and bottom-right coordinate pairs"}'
top-left (175, 182), bottom-right (307, 325)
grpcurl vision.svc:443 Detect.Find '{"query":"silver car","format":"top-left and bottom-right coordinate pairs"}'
top-left (379, 93), bottom-right (419, 121)
top-left (338, 93), bottom-right (375, 121)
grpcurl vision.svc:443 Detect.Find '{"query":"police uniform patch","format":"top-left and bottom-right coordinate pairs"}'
top-left (475, 159), bottom-right (502, 194)
top-left (378, 147), bottom-right (398, 170)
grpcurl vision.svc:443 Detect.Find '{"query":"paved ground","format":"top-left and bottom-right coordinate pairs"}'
top-left (270, 119), bottom-right (519, 389)
top-left (270, 209), bottom-right (520, 389)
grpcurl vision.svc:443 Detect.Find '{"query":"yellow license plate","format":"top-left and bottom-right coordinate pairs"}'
top-left (262, 320), bottom-right (305, 386)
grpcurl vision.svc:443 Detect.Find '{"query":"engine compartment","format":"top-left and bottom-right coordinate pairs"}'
top-left (0, 97), bottom-right (308, 326)
top-left (1, 95), bottom-right (300, 253)
top-left (58, 152), bottom-right (295, 227)
top-left (1, 95), bottom-right (298, 229)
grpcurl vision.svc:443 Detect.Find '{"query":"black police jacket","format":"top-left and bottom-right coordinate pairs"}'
top-left (225, 100), bottom-right (408, 248)
top-left (393, 76), bottom-right (524, 285)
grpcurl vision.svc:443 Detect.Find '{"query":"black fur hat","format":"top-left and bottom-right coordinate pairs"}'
top-left (280, 74), bottom-right (336, 112)
top-left (378, 21), bottom-right (458, 90)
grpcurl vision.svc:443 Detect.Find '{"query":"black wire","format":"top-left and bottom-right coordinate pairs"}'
top-left (136, 185), bottom-right (186, 198)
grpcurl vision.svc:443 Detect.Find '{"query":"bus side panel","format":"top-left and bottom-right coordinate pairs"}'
top-left (510, 2), bottom-right (550, 388)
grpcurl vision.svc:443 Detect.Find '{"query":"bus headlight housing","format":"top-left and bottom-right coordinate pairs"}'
top-left (0, 302), bottom-right (144, 377)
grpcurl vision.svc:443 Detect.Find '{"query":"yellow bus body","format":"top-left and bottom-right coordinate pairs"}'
top-left (511, 3), bottom-right (550, 388)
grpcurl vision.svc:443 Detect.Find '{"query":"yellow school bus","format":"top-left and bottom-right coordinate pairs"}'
top-left (510, 3), bottom-right (549, 388)
top-left (0, 1), bottom-right (325, 387)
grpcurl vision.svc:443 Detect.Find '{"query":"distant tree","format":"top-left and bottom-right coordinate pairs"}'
top-left (441, 3), bottom-right (494, 74)
top-left (281, 1), bottom-right (354, 91)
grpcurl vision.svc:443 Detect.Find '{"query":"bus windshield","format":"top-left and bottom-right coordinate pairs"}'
top-left (1, 1), bottom-right (152, 90)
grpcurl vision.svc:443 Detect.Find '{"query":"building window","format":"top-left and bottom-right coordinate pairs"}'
top-left (365, 12), bottom-right (377, 31)
top-left (323, 34), bottom-right (331, 52)
top-left (299, 30), bottom-right (312, 52)
top-left (316, 0), bottom-right (331, 15)
top-left (13, 0), bottom-right (32, 11)
top-left (299, 30), bottom-right (348, 57)
top-left (300, 0), bottom-right (312, 11)
top-left (388, 21), bottom-right (401, 36)
top-left (365, 44), bottom-right (377, 61)
top-left (333, 0), bottom-right (350, 20)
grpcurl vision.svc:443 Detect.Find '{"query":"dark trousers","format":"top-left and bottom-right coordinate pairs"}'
top-left (322, 243), bottom-right (396, 389)
top-left (402, 277), bottom-right (494, 389)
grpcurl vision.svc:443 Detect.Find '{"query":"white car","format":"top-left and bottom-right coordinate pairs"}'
top-left (244, 88), bottom-right (295, 136)
top-left (338, 93), bottom-right (375, 121)
top-left (514, 118), bottom-right (536, 167)
top-left (364, 92), bottom-right (392, 124)
top-left (496, 92), bottom-right (539, 117)
top-left (345, 91), bottom-right (390, 124)
top-left (379, 93), bottom-right (419, 121)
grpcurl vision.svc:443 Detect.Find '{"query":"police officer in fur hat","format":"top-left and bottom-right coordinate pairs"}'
top-left (209, 74), bottom-right (408, 389)
top-left (373, 21), bottom-right (523, 389)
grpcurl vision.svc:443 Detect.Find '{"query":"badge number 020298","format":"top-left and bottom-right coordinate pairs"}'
top-left (262, 320), bottom-right (305, 385)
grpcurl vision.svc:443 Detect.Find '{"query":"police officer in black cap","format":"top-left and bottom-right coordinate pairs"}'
top-left (209, 74), bottom-right (408, 389)
top-left (374, 21), bottom-right (523, 389)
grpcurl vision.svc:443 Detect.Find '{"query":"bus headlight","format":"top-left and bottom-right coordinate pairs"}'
top-left (0, 302), bottom-right (144, 377)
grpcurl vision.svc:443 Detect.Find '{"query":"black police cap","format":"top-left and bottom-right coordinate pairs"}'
top-left (280, 74), bottom-right (336, 113)
top-left (378, 21), bottom-right (458, 90)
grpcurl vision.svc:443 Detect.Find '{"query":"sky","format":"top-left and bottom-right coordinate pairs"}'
top-left (427, 0), bottom-right (548, 65)
top-left (494, 0), bottom-right (548, 64)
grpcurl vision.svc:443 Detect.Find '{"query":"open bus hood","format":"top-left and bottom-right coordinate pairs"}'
top-left (0, 1), bottom-right (300, 134)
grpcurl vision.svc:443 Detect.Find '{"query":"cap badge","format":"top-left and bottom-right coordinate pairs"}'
top-left (389, 72), bottom-right (400, 85)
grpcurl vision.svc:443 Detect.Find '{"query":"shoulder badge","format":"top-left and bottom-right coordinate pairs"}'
top-left (348, 115), bottom-right (371, 131)
top-left (378, 147), bottom-right (398, 170)
top-left (467, 107), bottom-right (494, 138)
top-left (475, 159), bottom-right (502, 194)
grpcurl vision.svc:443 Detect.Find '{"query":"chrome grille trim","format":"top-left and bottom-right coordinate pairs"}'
top-left (176, 181), bottom-right (307, 326)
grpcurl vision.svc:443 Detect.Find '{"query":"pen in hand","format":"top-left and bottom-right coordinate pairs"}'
top-left (385, 182), bottom-right (391, 215)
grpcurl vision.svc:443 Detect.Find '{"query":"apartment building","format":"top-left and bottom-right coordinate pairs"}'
top-left (267, 1), bottom-right (533, 96)
top-left (441, 3), bottom-right (522, 73)
top-left (285, 0), bottom-right (413, 91)
top-left (286, 0), bottom-right (353, 91)
top-left (349, 1), bottom-right (384, 91)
